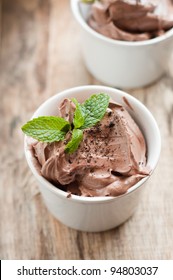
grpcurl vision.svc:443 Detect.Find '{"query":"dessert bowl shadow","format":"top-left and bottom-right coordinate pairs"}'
top-left (71, 0), bottom-right (173, 89)
top-left (24, 85), bottom-right (161, 232)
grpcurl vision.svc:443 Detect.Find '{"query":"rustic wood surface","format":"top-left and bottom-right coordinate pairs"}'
top-left (0, 0), bottom-right (173, 260)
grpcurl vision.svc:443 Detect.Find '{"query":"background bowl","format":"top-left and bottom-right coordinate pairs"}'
top-left (71, 0), bottom-right (173, 89)
top-left (24, 85), bottom-right (161, 232)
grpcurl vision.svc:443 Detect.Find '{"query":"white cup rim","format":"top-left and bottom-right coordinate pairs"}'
top-left (24, 85), bottom-right (161, 204)
top-left (71, 0), bottom-right (173, 47)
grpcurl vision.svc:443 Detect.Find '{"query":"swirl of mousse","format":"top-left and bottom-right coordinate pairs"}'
top-left (31, 97), bottom-right (150, 197)
top-left (87, 0), bottom-right (173, 41)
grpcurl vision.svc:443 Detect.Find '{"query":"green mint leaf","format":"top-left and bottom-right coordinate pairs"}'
top-left (65, 129), bottom-right (83, 154)
top-left (21, 116), bottom-right (70, 143)
top-left (81, 0), bottom-right (96, 3)
top-left (72, 98), bottom-right (85, 129)
top-left (81, 93), bottom-right (110, 129)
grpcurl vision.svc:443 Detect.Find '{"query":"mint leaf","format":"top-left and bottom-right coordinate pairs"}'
top-left (72, 98), bottom-right (85, 129)
top-left (81, 93), bottom-right (109, 129)
top-left (65, 129), bottom-right (83, 154)
top-left (81, 0), bottom-right (96, 3)
top-left (21, 116), bottom-right (70, 143)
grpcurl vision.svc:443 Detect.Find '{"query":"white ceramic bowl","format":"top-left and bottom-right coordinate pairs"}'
top-left (24, 85), bottom-right (161, 232)
top-left (71, 0), bottom-right (173, 88)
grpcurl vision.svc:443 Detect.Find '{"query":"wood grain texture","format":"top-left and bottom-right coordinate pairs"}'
top-left (0, 0), bottom-right (173, 260)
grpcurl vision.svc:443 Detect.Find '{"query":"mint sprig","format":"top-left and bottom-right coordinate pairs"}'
top-left (65, 129), bottom-right (83, 154)
top-left (21, 116), bottom-right (70, 143)
top-left (21, 93), bottom-right (110, 153)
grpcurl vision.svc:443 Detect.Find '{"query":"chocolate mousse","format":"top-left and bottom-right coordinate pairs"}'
top-left (30, 97), bottom-right (149, 197)
top-left (86, 0), bottom-right (173, 41)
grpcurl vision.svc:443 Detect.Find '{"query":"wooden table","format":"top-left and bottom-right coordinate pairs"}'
top-left (0, 0), bottom-right (173, 260)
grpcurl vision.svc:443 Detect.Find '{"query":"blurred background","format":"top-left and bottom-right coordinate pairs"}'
top-left (0, 0), bottom-right (173, 260)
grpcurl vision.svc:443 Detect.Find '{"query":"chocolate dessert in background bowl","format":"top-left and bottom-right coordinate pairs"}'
top-left (23, 85), bottom-right (161, 232)
top-left (71, 0), bottom-right (173, 88)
